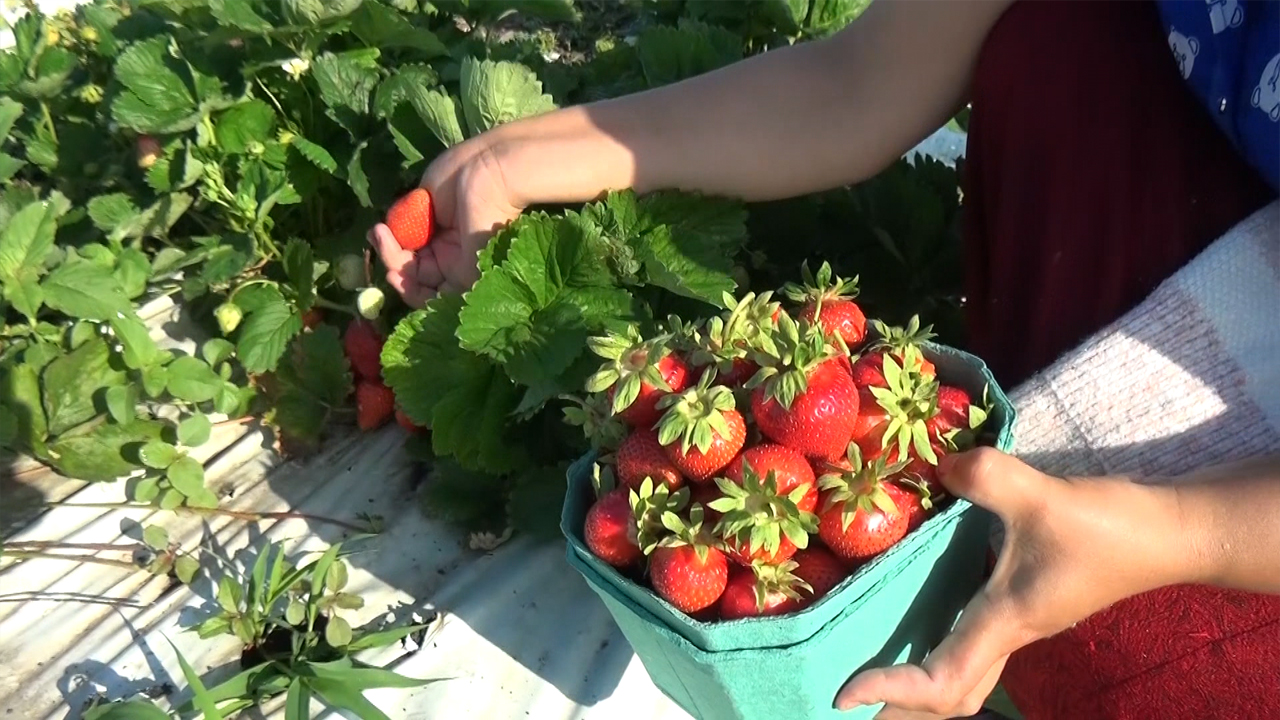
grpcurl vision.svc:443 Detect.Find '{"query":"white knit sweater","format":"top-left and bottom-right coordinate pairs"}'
top-left (1007, 199), bottom-right (1280, 481)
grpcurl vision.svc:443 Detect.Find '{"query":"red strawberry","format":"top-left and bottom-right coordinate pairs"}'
top-left (850, 352), bottom-right (889, 388)
top-left (856, 317), bottom-right (938, 388)
top-left (718, 562), bottom-right (808, 620)
top-left (343, 319), bottom-right (384, 381)
top-left (852, 351), bottom-right (944, 469)
top-left (926, 384), bottom-right (993, 451)
top-left (749, 344), bottom-right (860, 460)
top-left (654, 369), bottom-right (747, 482)
top-left (713, 444), bottom-right (819, 565)
top-left (586, 327), bottom-right (692, 429)
top-left (616, 429), bottom-right (684, 490)
top-left (689, 481), bottom-right (727, 524)
top-left (685, 292), bottom-right (782, 388)
top-left (790, 546), bottom-right (848, 601)
top-left (136, 135), bottom-right (161, 169)
top-left (649, 505), bottom-right (729, 614)
top-left (892, 475), bottom-right (941, 532)
top-left (395, 408), bottom-right (425, 434)
top-left (356, 381), bottom-right (395, 431)
top-left (783, 261), bottom-right (867, 347)
top-left (815, 443), bottom-right (914, 565)
top-left (584, 489), bottom-right (642, 569)
top-left (926, 385), bottom-right (970, 436)
top-left (302, 308), bottom-right (324, 329)
top-left (723, 444), bottom-right (819, 512)
top-left (385, 188), bottom-right (435, 252)
top-left (562, 392), bottom-right (629, 452)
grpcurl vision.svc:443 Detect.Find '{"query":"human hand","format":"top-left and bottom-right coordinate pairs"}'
top-left (834, 448), bottom-right (1191, 719)
top-left (368, 138), bottom-right (523, 307)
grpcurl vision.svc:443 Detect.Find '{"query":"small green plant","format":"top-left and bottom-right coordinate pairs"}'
top-left (78, 537), bottom-right (432, 720)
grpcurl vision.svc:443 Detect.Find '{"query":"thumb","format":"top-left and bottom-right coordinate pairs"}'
top-left (936, 447), bottom-right (1053, 524)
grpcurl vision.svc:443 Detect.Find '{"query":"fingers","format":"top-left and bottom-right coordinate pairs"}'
top-left (869, 659), bottom-right (1008, 720)
top-left (936, 447), bottom-right (1054, 523)
top-left (368, 225), bottom-right (436, 307)
top-left (836, 591), bottom-right (1022, 715)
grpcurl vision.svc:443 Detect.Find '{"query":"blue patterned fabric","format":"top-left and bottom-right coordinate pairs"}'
top-left (1155, 0), bottom-right (1280, 190)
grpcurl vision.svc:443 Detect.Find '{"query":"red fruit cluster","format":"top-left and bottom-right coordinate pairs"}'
top-left (576, 262), bottom-right (993, 621)
top-left (343, 319), bottom-right (399, 432)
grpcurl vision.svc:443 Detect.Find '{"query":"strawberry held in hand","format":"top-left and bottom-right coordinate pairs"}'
top-left (746, 314), bottom-right (860, 461)
top-left (385, 188), bottom-right (435, 251)
top-left (654, 369), bottom-right (747, 482)
top-left (783, 261), bottom-right (867, 347)
top-left (586, 327), bottom-right (691, 429)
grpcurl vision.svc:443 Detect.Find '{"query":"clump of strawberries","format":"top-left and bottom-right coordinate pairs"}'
top-left (573, 262), bottom-right (991, 621)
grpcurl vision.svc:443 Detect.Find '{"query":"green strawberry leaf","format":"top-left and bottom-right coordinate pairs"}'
top-left (282, 0), bottom-right (363, 24)
top-left (210, 0), bottom-right (273, 33)
top-left (166, 356), bottom-right (222, 403)
top-left (282, 239), bottom-right (315, 311)
top-left (42, 337), bottom-right (128, 435)
top-left (110, 38), bottom-right (201, 133)
top-left (0, 193), bottom-right (70, 320)
top-left (114, 248), bottom-right (151, 300)
top-left (346, 141), bottom-right (371, 207)
top-left (3, 362), bottom-right (48, 451)
top-left (0, 97), bottom-right (23, 138)
top-left (457, 211), bottom-right (640, 401)
top-left (350, 2), bottom-right (448, 55)
top-left (270, 324), bottom-right (352, 442)
top-left (174, 555), bottom-right (200, 585)
top-left (146, 142), bottom-right (206, 193)
top-left (636, 20), bottom-right (742, 88)
top-left (311, 51), bottom-right (379, 136)
top-left (236, 286), bottom-right (303, 373)
top-left (178, 413), bottom-right (212, 446)
top-left (139, 440), bottom-right (178, 469)
top-left (410, 88), bottom-right (466, 148)
top-left (46, 420), bottom-right (164, 482)
top-left (459, 58), bottom-right (556, 137)
top-left (105, 385), bottom-right (137, 424)
top-left (290, 135), bottom-right (338, 174)
top-left (167, 455), bottom-right (205, 496)
top-left (383, 296), bottom-right (527, 474)
top-left (216, 99), bottom-right (277, 154)
top-left (41, 260), bottom-right (131, 321)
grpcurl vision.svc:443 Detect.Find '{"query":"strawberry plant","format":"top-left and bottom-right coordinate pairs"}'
top-left (1, 0), bottom-right (969, 547)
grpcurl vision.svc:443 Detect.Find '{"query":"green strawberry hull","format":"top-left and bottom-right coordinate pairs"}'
top-left (561, 342), bottom-right (1017, 720)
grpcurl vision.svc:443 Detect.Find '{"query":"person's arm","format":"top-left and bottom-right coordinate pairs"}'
top-left (373, 0), bottom-right (1014, 301)
top-left (482, 0), bottom-right (1013, 207)
top-left (1176, 457), bottom-right (1280, 593)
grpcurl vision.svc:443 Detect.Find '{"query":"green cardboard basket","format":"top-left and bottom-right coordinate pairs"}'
top-left (560, 342), bottom-right (1017, 720)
